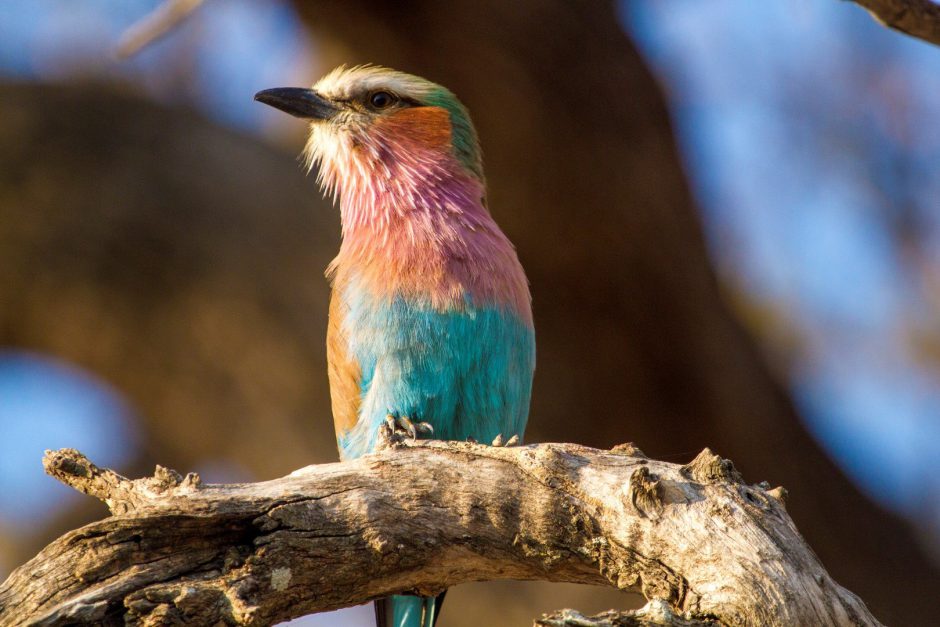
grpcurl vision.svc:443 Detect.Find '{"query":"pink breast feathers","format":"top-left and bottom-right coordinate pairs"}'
top-left (325, 106), bottom-right (532, 322)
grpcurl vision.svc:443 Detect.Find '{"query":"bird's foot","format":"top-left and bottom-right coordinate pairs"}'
top-left (384, 414), bottom-right (434, 441)
top-left (490, 433), bottom-right (520, 447)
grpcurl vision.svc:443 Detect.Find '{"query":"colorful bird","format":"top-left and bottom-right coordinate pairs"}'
top-left (256, 65), bottom-right (535, 627)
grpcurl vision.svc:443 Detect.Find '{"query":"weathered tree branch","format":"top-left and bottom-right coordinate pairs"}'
top-left (0, 439), bottom-right (880, 626)
top-left (849, 0), bottom-right (940, 46)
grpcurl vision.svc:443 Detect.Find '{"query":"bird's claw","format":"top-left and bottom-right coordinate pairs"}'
top-left (490, 433), bottom-right (520, 447)
top-left (385, 414), bottom-right (433, 441)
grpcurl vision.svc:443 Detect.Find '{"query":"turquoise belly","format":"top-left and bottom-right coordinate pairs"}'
top-left (337, 293), bottom-right (535, 459)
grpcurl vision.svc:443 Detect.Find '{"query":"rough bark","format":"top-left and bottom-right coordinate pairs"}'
top-left (849, 0), bottom-right (940, 46)
top-left (0, 443), bottom-right (879, 627)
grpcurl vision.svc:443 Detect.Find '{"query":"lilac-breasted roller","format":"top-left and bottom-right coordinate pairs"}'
top-left (255, 65), bottom-right (535, 627)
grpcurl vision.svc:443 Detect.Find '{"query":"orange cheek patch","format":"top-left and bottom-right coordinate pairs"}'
top-left (374, 106), bottom-right (453, 152)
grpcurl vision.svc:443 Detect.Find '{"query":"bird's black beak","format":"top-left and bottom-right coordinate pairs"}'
top-left (254, 87), bottom-right (340, 120)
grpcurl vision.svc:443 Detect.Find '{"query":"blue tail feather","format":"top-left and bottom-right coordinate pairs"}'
top-left (375, 593), bottom-right (445, 627)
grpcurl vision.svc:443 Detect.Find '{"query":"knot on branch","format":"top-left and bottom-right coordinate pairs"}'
top-left (680, 448), bottom-right (743, 485)
top-left (42, 448), bottom-right (201, 515)
top-left (765, 486), bottom-right (788, 504)
top-left (150, 464), bottom-right (202, 492)
top-left (627, 466), bottom-right (663, 519)
top-left (755, 481), bottom-right (789, 508)
top-left (611, 442), bottom-right (648, 458)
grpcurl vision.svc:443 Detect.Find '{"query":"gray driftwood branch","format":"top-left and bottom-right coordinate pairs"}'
top-left (0, 436), bottom-right (880, 626)
top-left (849, 0), bottom-right (940, 46)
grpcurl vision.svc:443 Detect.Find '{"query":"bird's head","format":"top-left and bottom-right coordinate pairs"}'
top-left (255, 65), bottom-right (483, 202)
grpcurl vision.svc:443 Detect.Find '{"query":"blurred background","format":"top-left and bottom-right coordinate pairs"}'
top-left (1, 1), bottom-right (938, 625)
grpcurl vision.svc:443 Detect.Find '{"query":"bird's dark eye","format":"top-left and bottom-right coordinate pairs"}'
top-left (369, 91), bottom-right (396, 109)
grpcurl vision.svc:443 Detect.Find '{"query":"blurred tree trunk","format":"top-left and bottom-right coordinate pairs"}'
top-left (0, 81), bottom-right (343, 558)
top-left (290, 1), bottom-right (937, 624)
